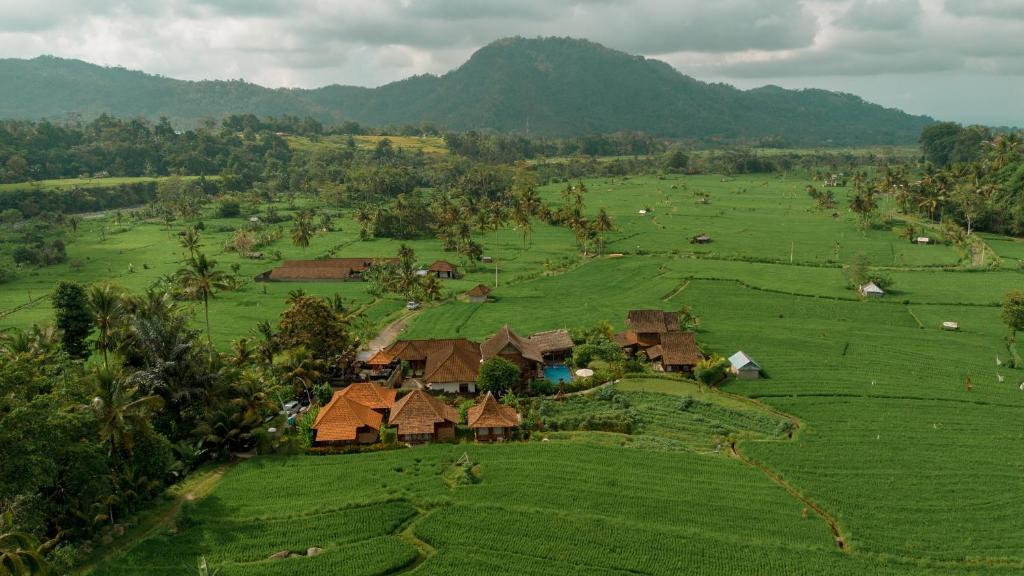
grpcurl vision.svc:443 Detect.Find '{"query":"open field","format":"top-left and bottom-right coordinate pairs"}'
top-left (6, 170), bottom-right (1024, 573)
top-left (283, 134), bottom-right (448, 156)
top-left (0, 175), bottom-right (207, 193)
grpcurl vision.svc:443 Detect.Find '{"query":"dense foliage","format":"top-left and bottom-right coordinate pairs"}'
top-left (0, 37), bottom-right (932, 145)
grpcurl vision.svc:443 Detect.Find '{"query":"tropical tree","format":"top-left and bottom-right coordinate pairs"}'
top-left (88, 283), bottom-right (125, 369)
top-left (52, 280), bottom-right (93, 359)
top-left (176, 253), bottom-right (232, 351)
top-left (0, 511), bottom-right (48, 576)
top-left (477, 357), bottom-right (520, 394)
top-left (592, 208), bottom-right (615, 255)
top-left (291, 210), bottom-right (314, 248)
top-left (89, 366), bottom-right (165, 460)
top-left (179, 226), bottom-right (202, 260)
top-left (849, 187), bottom-right (877, 230)
top-left (1000, 290), bottom-right (1024, 343)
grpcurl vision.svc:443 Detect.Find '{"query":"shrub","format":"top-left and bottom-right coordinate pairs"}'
top-left (218, 200), bottom-right (242, 218)
top-left (478, 357), bottom-right (520, 393)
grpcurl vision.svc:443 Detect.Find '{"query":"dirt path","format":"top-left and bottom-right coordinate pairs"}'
top-left (367, 310), bottom-right (419, 352)
top-left (75, 464), bottom-right (232, 574)
top-left (389, 507), bottom-right (436, 575)
top-left (729, 441), bottom-right (848, 551)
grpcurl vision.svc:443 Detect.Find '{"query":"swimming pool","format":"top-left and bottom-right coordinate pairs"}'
top-left (543, 364), bottom-right (572, 383)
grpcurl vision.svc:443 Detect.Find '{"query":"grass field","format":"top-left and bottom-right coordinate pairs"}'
top-left (284, 134), bottom-right (448, 156)
top-left (5, 170), bottom-right (1024, 573)
top-left (0, 175), bottom-right (208, 193)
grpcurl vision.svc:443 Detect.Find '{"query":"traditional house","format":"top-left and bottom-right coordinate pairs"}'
top-left (466, 284), bottom-right (492, 303)
top-left (529, 329), bottom-right (575, 363)
top-left (646, 331), bottom-right (701, 373)
top-left (728, 351), bottom-right (761, 380)
top-left (859, 282), bottom-right (885, 297)
top-left (368, 339), bottom-right (481, 394)
top-left (481, 326), bottom-right (544, 381)
top-left (256, 258), bottom-right (397, 282)
top-left (623, 309), bottom-right (680, 348)
top-left (388, 390), bottom-right (460, 443)
top-left (311, 393), bottom-right (383, 445)
top-left (427, 260), bottom-right (459, 279)
top-left (466, 392), bottom-right (520, 441)
top-left (338, 382), bottom-right (398, 415)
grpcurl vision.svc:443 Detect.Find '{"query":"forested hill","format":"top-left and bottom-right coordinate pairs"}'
top-left (0, 37), bottom-right (934, 145)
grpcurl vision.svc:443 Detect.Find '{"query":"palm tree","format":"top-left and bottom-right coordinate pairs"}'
top-left (592, 208), bottom-right (615, 255)
top-left (291, 211), bottom-right (314, 248)
top-left (88, 284), bottom-right (125, 369)
top-left (179, 226), bottom-right (202, 260)
top-left (0, 512), bottom-right (48, 576)
top-left (177, 253), bottom-right (232, 352)
top-left (89, 366), bottom-right (165, 460)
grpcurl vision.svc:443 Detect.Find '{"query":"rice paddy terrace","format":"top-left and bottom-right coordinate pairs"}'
top-left (9, 170), bottom-right (1022, 574)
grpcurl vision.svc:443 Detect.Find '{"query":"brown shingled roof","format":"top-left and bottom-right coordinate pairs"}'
top-left (466, 284), bottom-right (492, 298)
top-left (626, 310), bottom-right (680, 334)
top-left (648, 332), bottom-right (700, 366)
top-left (388, 390), bottom-right (460, 435)
top-left (428, 260), bottom-right (456, 273)
top-left (467, 392), bottom-right (520, 429)
top-left (338, 383), bottom-right (398, 410)
top-left (529, 329), bottom-right (575, 354)
top-left (373, 339), bottom-right (481, 383)
top-left (312, 393), bottom-right (383, 442)
top-left (264, 258), bottom-right (397, 281)
top-left (481, 325), bottom-right (543, 364)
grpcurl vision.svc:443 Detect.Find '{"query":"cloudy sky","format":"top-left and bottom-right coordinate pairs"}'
top-left (0, 0), bottom-right (1021, 125)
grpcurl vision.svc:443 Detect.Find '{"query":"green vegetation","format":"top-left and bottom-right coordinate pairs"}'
top-left (0, 37), bottom-right (931, 145)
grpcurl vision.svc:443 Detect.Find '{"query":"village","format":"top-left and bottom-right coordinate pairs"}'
top-left (263, 257), bottom-right (763, 448)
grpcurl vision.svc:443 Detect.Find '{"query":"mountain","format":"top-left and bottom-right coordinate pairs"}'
top-left (0, 37), bottom-right (934, 145)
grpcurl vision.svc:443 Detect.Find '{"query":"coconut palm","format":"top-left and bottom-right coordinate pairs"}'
top-left (592, 208), bottom-right (615, 255)
top-left (290, 211), bottom-right (314, 248)
top-left (89, 366), bottom-right (165, 460)
top-left (176, 253), bottom-right (232, 351)
top-left (179, 226), bottom-right (202, 260)
top-left (88, 284), bottom-right (125, 369)
top-left (0, 512), bottom-right (48, 576)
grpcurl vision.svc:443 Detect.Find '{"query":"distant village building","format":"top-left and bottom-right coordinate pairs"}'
top-left (614, 309), bottom-right (702, 374)
top-left (915, 237), bottom-right (933, 245)
top-left (466, 284), bottom-right (492, 303)
top-left (729, 351), bottom-right (762, 380)
top-left (368, 339), bottom-right (481, 394)
top-left (646, 332), bottom-right (700, 373)
top-left (427, 260), bottom-right (459, 279)
top-left (528, 329), bottom-right (575, 363)
top-left (256, 258), bottom-right (397, 282)
top-left (859, 282), bottom-right (885, 297)
top-left (691, 233), bottom-right (711, 244)
top-left (466, 392), bottom-right (521, 441)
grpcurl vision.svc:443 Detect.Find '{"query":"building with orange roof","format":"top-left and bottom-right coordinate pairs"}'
top-left (311, 392), bottom-right (384, 445)
top-left (388, 389), bottom-right (461, 443)
top-left (466, 392), bottom-right (521, 441)
top-left (465, 284), bottom-right (492, 303)
top-left (370, 338), bottom-right (481, 393)
top-left (256, 257), bottom-right (398, 282)
top-left (427, 260), bottom-right (459, 279)
top-left (338, 382), bottom-right (398, 414)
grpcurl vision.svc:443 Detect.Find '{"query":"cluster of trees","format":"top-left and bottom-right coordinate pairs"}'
top-left (0, 115), bottom-right (292, 185)
top-left (0, 273), bottom-right (365, 572)
top-left (363, 245), bottom-right (442, 303)
top-left (443, 130), bottom-right (663, 163)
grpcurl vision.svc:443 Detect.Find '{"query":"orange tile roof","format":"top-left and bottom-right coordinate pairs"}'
top-left (388, 390), bottom-right (460, 435)
top-left (627, 310), bottom-right (680, 334)
top-left (265, 258), bottom-right (398, 281)
top-left (481, 325), bottom-right (543, 364)
top-left (373, 339), bottom-right (481, 383)
top-left (338, 383), bottom-right (398, 410)
top-left (467, 392), bottom-right (520, 429)
top-left (466, 284), bottom-right (492, 297)
top-left (312, 392), bottom-right (383, 442)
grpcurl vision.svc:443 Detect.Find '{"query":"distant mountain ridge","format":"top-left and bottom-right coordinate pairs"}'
top-left (0, 37), bottom-right (934, 145)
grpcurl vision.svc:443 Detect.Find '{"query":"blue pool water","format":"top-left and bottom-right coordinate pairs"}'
top-left (543, 364), bottom-right (572, 383)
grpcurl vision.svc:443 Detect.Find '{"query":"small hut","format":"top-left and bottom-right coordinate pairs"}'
top-left (466, 392), bottom-right (521, 441)
top-left (466, 284), bottom-right (492, 303)
top-left (728, 351), bottom-right (762, 380)
top-left (859, 282), bottom-right (885, 298)
top-left (691, 233), bottom-right (711, 244)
